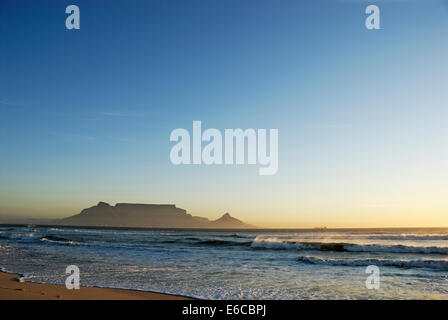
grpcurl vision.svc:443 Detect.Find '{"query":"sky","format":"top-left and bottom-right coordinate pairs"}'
top-left (0, 0), bottom-right (447, 227)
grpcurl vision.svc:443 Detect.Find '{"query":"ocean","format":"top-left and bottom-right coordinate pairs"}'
top-left (1, 225), bottom-right (447, 299)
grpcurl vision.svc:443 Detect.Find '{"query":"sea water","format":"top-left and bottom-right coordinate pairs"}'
top-left (1, 225), bottom-right (447, 299)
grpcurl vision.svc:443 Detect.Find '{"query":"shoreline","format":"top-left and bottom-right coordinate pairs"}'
top-left (0, 271), bottom-right (192, 300)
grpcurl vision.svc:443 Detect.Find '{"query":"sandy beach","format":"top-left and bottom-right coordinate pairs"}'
top-left (0, 271), bottom-right (190, 300)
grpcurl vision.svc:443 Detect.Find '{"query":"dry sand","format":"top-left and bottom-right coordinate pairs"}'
top-left (0, 271), bottom-right (191, 300)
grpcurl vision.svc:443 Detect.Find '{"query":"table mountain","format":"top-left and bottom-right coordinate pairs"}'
top-left (59, 202), bottom-right (253, 229)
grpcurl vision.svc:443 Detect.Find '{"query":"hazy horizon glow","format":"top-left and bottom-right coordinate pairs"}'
top-left (1, 0), bottom-right (448, 228)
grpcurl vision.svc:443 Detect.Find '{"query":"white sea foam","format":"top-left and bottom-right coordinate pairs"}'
top-left (297, 256), bottom-right (448, 270)
top-left (251, 236), bottom-right (448, 254)
top-left (0, 232), bottom-right (40, 240)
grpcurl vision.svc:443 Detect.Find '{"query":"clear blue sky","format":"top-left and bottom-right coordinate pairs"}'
top-left (1, 0), bottom-right (447, 227)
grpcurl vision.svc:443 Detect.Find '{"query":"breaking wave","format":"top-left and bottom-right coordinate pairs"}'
top-left (0, 233), bottom-right (40, 241)
top-left (297, 256), bottom-right (448, 270)
top-left (251, 237), bottom-right (448, 254)
top-left (40, 235), bottom-right (74, 245)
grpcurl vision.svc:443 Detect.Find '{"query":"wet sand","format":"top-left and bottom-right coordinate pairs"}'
top-left (0, 271), bottom-right (191, 300)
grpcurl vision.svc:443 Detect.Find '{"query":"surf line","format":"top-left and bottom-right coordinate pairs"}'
top-left (170, 121), bottom-right (278, 175)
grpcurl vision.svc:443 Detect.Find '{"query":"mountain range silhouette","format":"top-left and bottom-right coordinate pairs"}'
top-left (60, 202), bottom-right (254, 229)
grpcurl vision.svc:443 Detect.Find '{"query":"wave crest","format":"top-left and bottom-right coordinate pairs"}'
top-left (297, 256), bottom-right (448, 270)
top-left (251, 237), bottom-right (448, 254)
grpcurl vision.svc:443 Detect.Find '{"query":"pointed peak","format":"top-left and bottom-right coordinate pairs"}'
top-left (97, 201), bottom-right (110, 207)
top-left (207, 212), bottom-right (252, 228)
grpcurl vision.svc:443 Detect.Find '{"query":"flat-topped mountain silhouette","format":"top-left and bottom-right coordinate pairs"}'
top-left (60, 202), bottom-right (253, 229)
